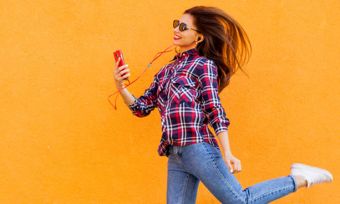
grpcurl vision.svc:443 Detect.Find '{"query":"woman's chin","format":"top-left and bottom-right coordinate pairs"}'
top-left (173, 43), bottom-right (186, 50)
top-left (173, 41), bottom-right (180, 46)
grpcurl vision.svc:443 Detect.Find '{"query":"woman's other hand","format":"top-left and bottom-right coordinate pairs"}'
top-left (224, 154), bottom-right (242, 174)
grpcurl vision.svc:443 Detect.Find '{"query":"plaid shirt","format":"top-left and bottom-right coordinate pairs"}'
top-left (128, 48), bottom-right (230, 156)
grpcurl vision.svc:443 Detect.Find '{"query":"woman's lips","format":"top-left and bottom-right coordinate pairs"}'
top-left (174, 36), bottom-right (182, 40)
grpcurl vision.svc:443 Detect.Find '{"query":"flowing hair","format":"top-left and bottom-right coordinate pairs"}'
top-left (184, 6), bottom-right (252, 93)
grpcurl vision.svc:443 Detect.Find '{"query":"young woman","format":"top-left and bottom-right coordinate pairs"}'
top-left (114, 6), bottom-right (333, 204)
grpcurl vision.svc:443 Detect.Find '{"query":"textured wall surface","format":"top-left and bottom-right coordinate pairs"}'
top-left (0, 0), bottom-right (339, 203)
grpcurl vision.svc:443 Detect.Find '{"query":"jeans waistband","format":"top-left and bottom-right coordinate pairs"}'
top-left (168, 145), bottom-right (182, 155)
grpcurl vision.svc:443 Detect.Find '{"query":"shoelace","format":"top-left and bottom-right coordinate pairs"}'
top-left (108, 44), bottom-right (176, 110)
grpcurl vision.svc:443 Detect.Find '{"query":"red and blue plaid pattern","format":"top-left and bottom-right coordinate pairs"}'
top-left (128, 48), bottom-right (230, 156)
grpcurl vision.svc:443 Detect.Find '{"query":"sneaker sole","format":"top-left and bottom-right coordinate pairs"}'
top-left (291, 163), bottom-right (334, 181)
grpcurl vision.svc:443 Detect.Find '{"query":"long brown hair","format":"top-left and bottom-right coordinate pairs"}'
top-left (184, 6), bottom-right (252, 93)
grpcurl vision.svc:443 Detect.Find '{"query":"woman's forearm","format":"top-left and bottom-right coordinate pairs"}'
top-left (217, 130), bottom-right (233, 156)
top-left (113, 57), bottom-right (135, 107)
top-left (116, 82), bottom-right (136, 106)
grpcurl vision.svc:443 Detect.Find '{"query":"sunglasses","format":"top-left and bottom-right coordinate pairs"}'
top-left (173, 19), bottom-right (200, 32)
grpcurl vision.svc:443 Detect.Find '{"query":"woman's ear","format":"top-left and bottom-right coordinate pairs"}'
top-left (197, 35), bottom-right (204, 42)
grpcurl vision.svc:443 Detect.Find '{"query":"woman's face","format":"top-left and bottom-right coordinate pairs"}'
top-left (173, 13), bottom-right (200, 51)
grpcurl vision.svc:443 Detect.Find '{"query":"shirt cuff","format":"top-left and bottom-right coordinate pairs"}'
top-left (128, 95), bottom-right (138, 111)
top-left (212, 119), bottom-right (230, 135)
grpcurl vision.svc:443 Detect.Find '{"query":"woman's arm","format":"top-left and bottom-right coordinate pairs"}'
top-left (115, 81), bottom-right (136, 106)
top-left (197, 59), bottom-right (230, 136)
top-left (114, 57), bottom-right (158, 117)
top-left (126, 76), bottom-right (158, 117)
top-left (217, 130), bottom-right (242, 174)
top-left (197, 59), bottom-right (241, 173)
top-left (217, 130), bottom-right (232, 156)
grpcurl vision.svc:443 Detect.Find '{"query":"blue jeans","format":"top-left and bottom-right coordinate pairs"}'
top-left (166, 142), bottom-right (297, 204)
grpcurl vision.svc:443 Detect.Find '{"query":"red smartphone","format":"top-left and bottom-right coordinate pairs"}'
top-left (114, 49), bottom-right (125, 67)
top-left (113, 49), bottom-right (129, 81)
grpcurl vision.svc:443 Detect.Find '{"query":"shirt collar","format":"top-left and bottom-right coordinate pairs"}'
top-left (170, 48), bottom-right (199, 61)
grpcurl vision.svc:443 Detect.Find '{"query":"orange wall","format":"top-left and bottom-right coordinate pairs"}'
top-left (0, 0), bottom-right (339, 203)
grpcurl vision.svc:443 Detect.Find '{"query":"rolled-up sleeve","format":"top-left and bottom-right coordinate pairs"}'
top-left (128, 73), bottom-right (158, 117)
top-left (197, 59), bottom-right (230, 134)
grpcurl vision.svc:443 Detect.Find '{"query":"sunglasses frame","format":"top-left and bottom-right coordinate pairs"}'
top-left (173, 19), bottom-right (200, 33)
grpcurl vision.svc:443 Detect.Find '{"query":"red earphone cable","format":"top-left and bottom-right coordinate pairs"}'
top-left (108, 44), bottom-right (176, 110)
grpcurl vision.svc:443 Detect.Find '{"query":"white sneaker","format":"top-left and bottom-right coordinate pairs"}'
top-left (290, 163), bottom-right (333, 188)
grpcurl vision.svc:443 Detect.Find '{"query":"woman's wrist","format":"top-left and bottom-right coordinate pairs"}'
top-left (224, 149), bottom-right (233, 156)
top-left (115, 81), bottom-right (125, 90)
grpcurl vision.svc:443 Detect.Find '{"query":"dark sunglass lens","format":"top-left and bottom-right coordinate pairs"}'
top-left (173, 20), bottom-right (179, 28)
top-left (179, 23), bottom-right (187, 31)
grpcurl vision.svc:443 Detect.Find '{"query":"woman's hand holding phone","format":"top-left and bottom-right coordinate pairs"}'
top-left (114, 57), bottom-right (130, 89)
